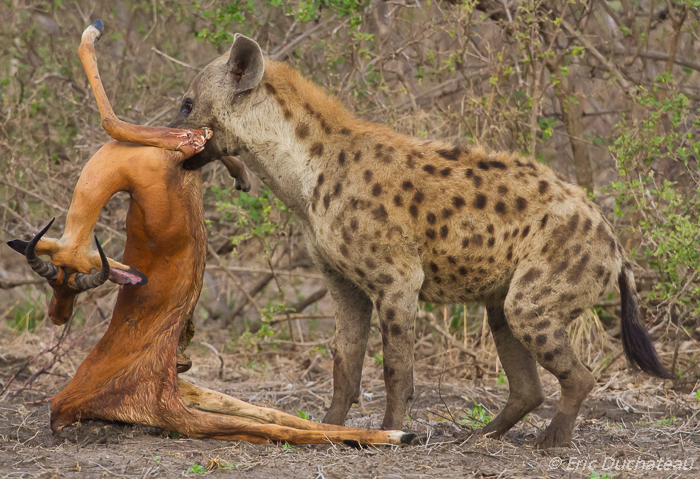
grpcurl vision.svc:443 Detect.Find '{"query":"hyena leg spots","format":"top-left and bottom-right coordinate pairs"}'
top-left (376, 267), bottom-right (423, 431)
top-left (532, 336), bottom-right (595, 449)
top-left (321, 270), bottom-right (374, 426)
top-left (480, 305), bottom-right (544, 439)
top-left (507, 289), bottom-right (594, 447)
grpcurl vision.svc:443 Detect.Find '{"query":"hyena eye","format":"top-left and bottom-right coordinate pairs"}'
top-left (180, 99), bottom-right (193, 115)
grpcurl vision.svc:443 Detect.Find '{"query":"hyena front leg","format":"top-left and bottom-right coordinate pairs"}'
top-left (372, 263), bottom-right (423, 430)
top-left (320, 264), bottom-right (374, 426)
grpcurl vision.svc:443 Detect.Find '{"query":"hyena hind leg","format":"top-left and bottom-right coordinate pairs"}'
top-left (479, 305), bottom-right (544, 439)
top-left (504, 283), bottom-right (596, 449)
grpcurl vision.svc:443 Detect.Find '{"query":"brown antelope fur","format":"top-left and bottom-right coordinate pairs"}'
top-left (6, 21), bottom-right (414, 447)
top-left (173, 34), bottom-right (669, 448)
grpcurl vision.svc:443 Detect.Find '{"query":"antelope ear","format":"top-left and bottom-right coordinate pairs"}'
top-left (227, 33), bottom-right (264, 94)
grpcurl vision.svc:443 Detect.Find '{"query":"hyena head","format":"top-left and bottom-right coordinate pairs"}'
top-left (169, 34), bottom-right (265, 168)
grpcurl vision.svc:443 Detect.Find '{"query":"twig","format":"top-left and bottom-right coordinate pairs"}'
top-left (558, 18), bottom-right (637, 96)
top-left (151, 47), bottom-right (199, 71)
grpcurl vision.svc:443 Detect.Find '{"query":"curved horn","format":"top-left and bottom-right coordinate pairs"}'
top-left (26, 218), bottom-right (59, 282)
top-left (71, 235), bottom-right (110, 291)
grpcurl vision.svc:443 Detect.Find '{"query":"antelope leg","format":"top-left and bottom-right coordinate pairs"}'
top-left (78, 21), bottom-right (210, 158)
top-left (178, 379), bottom-right (415, 445)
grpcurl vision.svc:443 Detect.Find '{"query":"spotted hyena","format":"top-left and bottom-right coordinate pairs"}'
top-left (170, 34), bottom-right (669, 448)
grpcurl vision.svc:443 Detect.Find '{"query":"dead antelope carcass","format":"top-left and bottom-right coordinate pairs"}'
top-left (5, 20), bottom-right (413, 447)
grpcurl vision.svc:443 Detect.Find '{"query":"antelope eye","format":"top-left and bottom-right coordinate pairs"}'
top-left (180, 99), bottom-right (193, 115)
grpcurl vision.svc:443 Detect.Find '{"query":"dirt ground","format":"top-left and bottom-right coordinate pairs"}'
top-left (1, 327), bottom-right (699, 479)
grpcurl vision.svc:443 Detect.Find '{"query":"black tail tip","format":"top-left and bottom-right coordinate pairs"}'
top-left (92, 19), bottom-right (104, 34)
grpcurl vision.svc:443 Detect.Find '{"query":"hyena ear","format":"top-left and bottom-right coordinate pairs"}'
top-left (227, 33), bottom-right (264, 94)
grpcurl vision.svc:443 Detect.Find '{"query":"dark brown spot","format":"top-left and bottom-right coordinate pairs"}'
top-left (430, 262), bottom-right (439, 273)
top-left (310, 142), bottom-right (324, 156)
top-left (553, 260), bottom-right (569, 275)
top-left (372, 205), bottom-right (388, 221)
top-left (372, 183), bottom-right (383, 196)
top-left (385, 256), bottom-right (394, 264)
top-left (423, 165), bottom-right (436, 174)
top-left (436, 147), bottom-right (461, 161)
top-left (567, 253), bottom-right (590, 283)
top-left (339, 244), bottom-right (349, 257)
top-left (303, 102), bottom-right (315, 115)
top-left (283, 109), bottom-right (293, 120)
top-left (332, 182), bottom-right (342, 196)
top-left (515, 292), bottom-right (524, 300)
top-left (440, 168), bottom-right (452, 176)
top-left (536, 320), bottom-right (551, 330)
top-left (393, 195), bottom-right (403, 207)
top-left (498, 185), bottom-right (508, 195)
top-left (538, 180), bottom-right (550, 194)
top-left (521, 225), bottom-right (530, 238)
top-left (541, 214), bottom-right (549, 228)
top-left (413, 191), bottom-right (424, 203)
top-left (582, 217), bottom-right (593, 234)
top-left (512, 228), bottom-right (519, 237)
top-left (471, 234), bottom-right (483, 247)
top-left (409, 204), bottom-right (418, 218)
top-left (338, 150), bottom-right (346, 165)
top-left (426, 228), bottom-right (436, 239)
top-left (355, 267), bottom-right (366, 278)
top-left (488, 256), bottom-right (495, 263)
top-left (452, 196), bottom-right (466, 209)
top-left (595, 265), bottom-right (606, 278)
top-left (543, 352), bottom-right (555, 362)
top-left (477, 161), bottom-right (490, 170)
top-left (442, 208), bottom-right (453, 219)
top-left (447, 256), bottom-right (457, 265)
top-left (487, 237), bottom-right (495, 247)
top-left (567, 214), bottom-right (580, 233)
top-left (427, 212), bottom-right (436, 224)
top-left (365, 258), bottom-right (377, 269)
top-left (350, 218), bottom-right (359, 231)
top-left (521, 268), bottom-right (542, 283)
top-left (523, 334), bottom-right (532, 343)
top-left (364, 170), bottom-right (373, 182)
top-left (440, 225), bottom-right (449, 239)
top-left (317, 173), bottom-right (325, 185)
top-left (341, 227), bottom-right (352, 245)
top-left (516, 197), bottom-right (528, 212)
top-left (353, 151), bottom-right (362, 162)
top-left (323, 194), bottom-right (330, 209)
top-left (385, 308), bottom-right (396, 322)
top-left (503, 231), bottom-right (510, 241)
top-left (489, 160), bottom-right (507, 169)
top-left (461, 238), bottom-right (470, 248)
top-left (495, 201), bottom-right (506, 215)
top-left (474, 194), bottom-right (487, 209)
top-left (465, 168), bottom-right (474, 178)
top-left (340, 128), bottom-right (351, 135)
top-left (264, 83), bottom-right (277, 95)
top-left (535, 334), bottom-right (548, 346)
top-left (401, 180), bottom-right (414, 191)
top-left (458, 266), bottom-right (468, 276)
top-left (377, 273), bottom-right (394, 285)
top-left (487, 224), bottom-right (494, 235)
top-left (295, 123), bottom-right (310, 139)
top-left (370, 244), bottom-right (377, 253)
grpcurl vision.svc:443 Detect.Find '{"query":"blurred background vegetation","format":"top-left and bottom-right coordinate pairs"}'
top-left (1, 0), bottom-right (698, 394)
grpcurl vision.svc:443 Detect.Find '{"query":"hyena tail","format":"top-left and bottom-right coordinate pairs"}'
top-left (618, 269), bottom-right (672, 379)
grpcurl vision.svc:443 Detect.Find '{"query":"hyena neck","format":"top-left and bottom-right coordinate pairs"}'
top-left (235, 60), bottom-right (410, 224)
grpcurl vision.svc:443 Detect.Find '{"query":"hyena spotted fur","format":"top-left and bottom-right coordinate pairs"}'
top-left (171, 34), bottom-right (669, 448)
